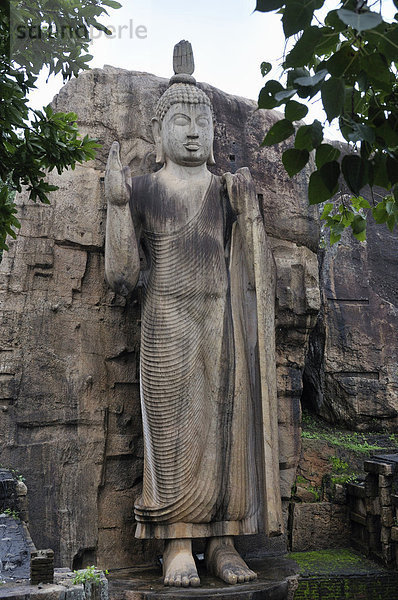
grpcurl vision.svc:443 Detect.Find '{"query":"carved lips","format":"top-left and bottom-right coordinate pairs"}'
top-left (184, 142), bottom-right (201, 151)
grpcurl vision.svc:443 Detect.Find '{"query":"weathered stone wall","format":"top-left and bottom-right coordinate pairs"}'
top-left (303, 212), bottom-right (398, 431)
top-left (0, 67), bottom-right (320, 569)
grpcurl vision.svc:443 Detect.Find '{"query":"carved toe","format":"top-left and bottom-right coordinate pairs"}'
top-left (223, 569), bottom-right (238, 585)
top-left (190, 575), bottom-right (201, 587)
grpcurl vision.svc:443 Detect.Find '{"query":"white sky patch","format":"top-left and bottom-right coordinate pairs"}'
top-left (27, 0), bottom-right (398, 142)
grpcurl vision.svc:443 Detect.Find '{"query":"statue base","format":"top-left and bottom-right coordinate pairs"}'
top-left (109, 556), bottom-right (299, 600)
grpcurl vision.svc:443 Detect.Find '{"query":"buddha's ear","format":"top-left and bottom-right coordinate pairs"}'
top-left (207, 144), bottom-right (216, 166)
top-left (152, 117), bottom-right (165, 164)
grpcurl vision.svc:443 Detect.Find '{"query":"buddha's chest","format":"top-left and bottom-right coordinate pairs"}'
top-left (138, 177), bottom-right (223, 236)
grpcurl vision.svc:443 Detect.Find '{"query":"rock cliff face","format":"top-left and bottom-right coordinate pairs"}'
top-left (303, 213), bottom-right (398, 431)
top-left (0, 66), bottom-right (320, 569)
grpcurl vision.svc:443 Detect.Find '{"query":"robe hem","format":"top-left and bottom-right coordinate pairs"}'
top-left (135, 516), bottom-right (259, 539)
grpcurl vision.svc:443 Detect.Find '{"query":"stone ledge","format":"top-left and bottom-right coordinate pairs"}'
top-left (346, 482), bottom-right (365, 499)
top-left (0, 582), bottom-right (84, 600)
top-left (108, 557), bottom-right (298, 600)
top-left (0, 569), bottom-right (108, 600)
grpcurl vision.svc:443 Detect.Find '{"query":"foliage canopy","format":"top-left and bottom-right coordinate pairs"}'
top-left (0, 0), bottom-right (121, 250)
top-left (257, 0), bottom-right (398, 244)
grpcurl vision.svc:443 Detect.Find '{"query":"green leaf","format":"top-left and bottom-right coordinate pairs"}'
top-left (377, 120), bottom-right (398, 148)
top-left (294, 69), bottom-right (328, 87)
top-left (308, 169), bottom-right (335, 204)
top-left (258, 80), bottom-right (284, 109)
top-left (282, 148), bottom-right (310, 177)
top-left (101, 0), bottom-right (122, 8)
top-left (315, 30), bottom-right (340, 55)
top-left (386, 198), bottom-right (395, 216)
top-left (325, 10), bottom-right (346, 31)
top-left (255, 0), bottom-right (284, 12)
top-left (353, 229), bottom-right (367, 241)
top-left (369, 155), bottom-right (389, 189)
top-left (327, 46), bottom-right (359, 78)
top-left (321, 203), bottom-right (334, 219)
top-left (387, 215), bottom-right (396, 232)
top-left (319, 161), bottom-right (340, 194)
top-left (284, 26), bottom-right (324, 68)
top-left (347, 123), bottom-right (375, 144)
top-left (351, 214), bottom-right (367, 235)
top-left (342, 155), bottom-right (368, 195)
top-left (295, 120), bottom-right (323, 151)
top-left (260, 62), bottom-right (272, 77)
top-left (262, 119), bottom-right (295, 146)
top-left (351, 196), bottom-right (371, 210)
top-left (91, 21), bottom-right (113, 35)
top-left (283, 0), bottom-right (315, 37)
top-left (387, 156), bottom-right (398, 186)
top-left (315, 144), bottom-right (341, 169)
top-left (358, 53), bottom-right (392, 94)
top-left (285, 100), bottom-right (308, 121)
top-left (274, 89), bottom-right (297, 102)
top-left (365, 23), bottom-right (398, 61)
top-left (372, 202), bottom-right (388, 224)
top-left (330, 229), bottom-right (342, 245)
top-left (321, 78), bottom-right (345, 122)
top-left (337, 9), bottom-right (383, 33)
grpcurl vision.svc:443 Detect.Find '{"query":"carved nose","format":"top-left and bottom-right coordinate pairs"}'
top-left (188, 125), bottom-right (199, 137)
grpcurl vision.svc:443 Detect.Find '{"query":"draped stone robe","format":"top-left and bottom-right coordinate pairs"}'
top-left (130, 172), bottom-right (268, 540)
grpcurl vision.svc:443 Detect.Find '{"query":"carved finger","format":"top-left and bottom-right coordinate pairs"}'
top-left (236, 166), bottom-right (252, 180)
top-left (222, 172), bottom-right (236, 195)
top-left (106, 141), bottom-right (122, 172)
top-left (123, 166), bottom-right (132, 191)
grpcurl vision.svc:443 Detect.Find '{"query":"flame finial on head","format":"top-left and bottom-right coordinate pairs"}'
top-left (154, 40), bottom-right (212, 122)
top-left (170, 40), bottom-right (196, 84)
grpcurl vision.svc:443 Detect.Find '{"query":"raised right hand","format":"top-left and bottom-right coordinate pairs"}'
top-left (105, 141), bottom-right (131, 206)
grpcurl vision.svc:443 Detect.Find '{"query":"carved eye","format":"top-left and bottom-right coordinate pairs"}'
top-left (196, 116), bottom-right (210, 127)
top-left (173, 115), bottom-right (190, 126)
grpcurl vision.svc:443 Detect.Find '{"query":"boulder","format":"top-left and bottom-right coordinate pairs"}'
top-left (303, 211), bottom-right (398, 431)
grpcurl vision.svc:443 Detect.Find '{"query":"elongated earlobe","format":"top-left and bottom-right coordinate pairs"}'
top-left (152, 118), bottom-right (165, 164)
top-left (207, 145), bottom-right (216, 166)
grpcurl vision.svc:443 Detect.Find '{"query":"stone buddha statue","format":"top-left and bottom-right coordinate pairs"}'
top-left (105, 41), bottom-right (282, 588)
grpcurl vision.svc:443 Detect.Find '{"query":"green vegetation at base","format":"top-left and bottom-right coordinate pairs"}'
top-left (301, 411), bottom-right (398, 454)
top-left (290, 549), bottom-right (398, 600)
top-left (327, 456), bottom-right (359, 485)
top-left (289, 548), bottom-right (382, 577)
top-left (72, 565), bottom-right (109, 585)
top-left (2, 507), bottom-right (19, 520)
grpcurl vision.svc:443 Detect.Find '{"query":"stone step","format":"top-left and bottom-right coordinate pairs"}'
top-left (290, 548), bottom-right (398, 600)
top-left (108, 557), bottom-right (299, 600)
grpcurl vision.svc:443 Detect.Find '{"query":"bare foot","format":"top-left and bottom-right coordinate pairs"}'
top-left (163, 539), bottom-right (201, 588)
top-left (205, 536), bottom-right (257, 585)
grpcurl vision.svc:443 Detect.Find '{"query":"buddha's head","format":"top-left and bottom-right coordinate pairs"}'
top-left (152, 41), bottom-right (215, 167)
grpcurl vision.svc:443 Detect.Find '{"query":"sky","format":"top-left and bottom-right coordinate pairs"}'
top-left (30, 0), bottom-right (282, 107)
top-left (28, 0), bottom-right (397, 141)
top-left (31, 0), bottom-right (283, 108)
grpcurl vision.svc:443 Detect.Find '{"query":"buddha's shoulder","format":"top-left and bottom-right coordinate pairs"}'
top-left (131, 172), bottom-right (158, 193)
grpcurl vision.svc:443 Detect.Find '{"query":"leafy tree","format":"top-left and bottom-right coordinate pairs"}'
top-left (256, 0), bottom-right (398, 244)
top-left (0, 0), bottom-right (121, 251)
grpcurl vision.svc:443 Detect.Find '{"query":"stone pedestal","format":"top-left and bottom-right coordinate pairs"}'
top-left (109, 557), bottom-right (299, 600)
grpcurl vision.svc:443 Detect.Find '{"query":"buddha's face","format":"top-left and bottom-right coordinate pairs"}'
top-left (160, 102), bottom-right (214, 167)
